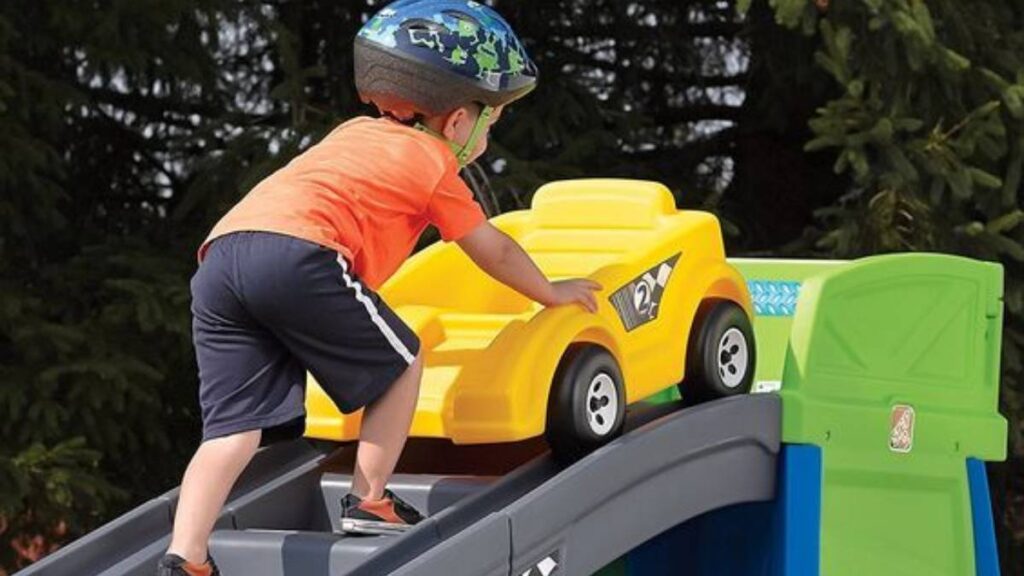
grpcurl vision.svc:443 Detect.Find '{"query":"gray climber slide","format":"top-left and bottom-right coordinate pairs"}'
top-left (17, 394), bottom-right (780, 576)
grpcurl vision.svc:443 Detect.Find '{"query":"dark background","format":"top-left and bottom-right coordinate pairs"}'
top-left (1, 0), bottom-right (1022, 573)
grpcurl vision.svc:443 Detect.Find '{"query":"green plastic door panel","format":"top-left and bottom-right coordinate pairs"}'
top-left (780, 253), bottom-right (1006, 576)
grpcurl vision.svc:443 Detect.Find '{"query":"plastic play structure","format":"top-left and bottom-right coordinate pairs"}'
top-left (19, 179), bottom-right (1007, 576)
top-left (599, 254), bottom-right (1005, 576)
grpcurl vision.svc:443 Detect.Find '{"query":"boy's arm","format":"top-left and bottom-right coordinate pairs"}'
top-left (456, 222), bottom-right (601, 312)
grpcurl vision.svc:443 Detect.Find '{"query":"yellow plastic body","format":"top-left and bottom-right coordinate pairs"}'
top-left (305, 179), bottom-right (752, 444)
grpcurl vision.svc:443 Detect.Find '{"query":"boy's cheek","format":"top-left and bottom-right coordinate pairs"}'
top-left (471, 135), bottom-right (489, 160)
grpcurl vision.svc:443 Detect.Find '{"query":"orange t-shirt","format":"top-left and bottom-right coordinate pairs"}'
top-left (200, 116), bottom-right (486, 289)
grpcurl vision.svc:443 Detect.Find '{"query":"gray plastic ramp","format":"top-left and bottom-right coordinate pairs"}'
top-left (343, 456), bottom-right (564, 576)
top-left (509, 393), bottom-right (779, 576)
top-left (209, 473), bottom-right (503, 575)
top-left (388, 394), bottom-right (780, 576)
top-left (16, 439), bottom-right (332, 576)
top-left (353, 394), bottom-right (779, 576)
top-left (19, 394), bottom-right (779, 576)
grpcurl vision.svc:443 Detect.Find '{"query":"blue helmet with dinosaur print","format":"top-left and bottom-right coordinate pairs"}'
top-left (354, 0), bottom-right (538, 119)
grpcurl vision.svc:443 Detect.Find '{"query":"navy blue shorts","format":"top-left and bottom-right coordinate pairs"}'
top-left (190, 232), bottom-right (421, 442)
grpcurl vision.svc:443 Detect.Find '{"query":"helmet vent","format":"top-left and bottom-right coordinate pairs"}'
top-left (404, 19), bottom-right (445, 33)
top-left (442, 10), bottom-right (476, 25)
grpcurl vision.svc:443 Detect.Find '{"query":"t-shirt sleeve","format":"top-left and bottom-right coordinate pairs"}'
top-left (426, 169), bottom-right (487, 242)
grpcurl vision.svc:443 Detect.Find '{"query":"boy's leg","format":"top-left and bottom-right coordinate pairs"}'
top-left (232, 235), bottom-right (425, 532)
top-left (166, 430), bottom-right (261, 564)
top-left (351, 355), bottom-right (423, 500)
top-left (162, 232), bottom-right (310, 572)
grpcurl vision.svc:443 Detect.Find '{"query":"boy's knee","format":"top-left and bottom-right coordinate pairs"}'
top-left (204, 428), bottom-right (262, 449)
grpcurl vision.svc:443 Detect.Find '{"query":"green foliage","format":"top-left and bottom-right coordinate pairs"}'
top-left (480, 0), bottom-right (749, 212)
top-left (0, 438), bottom-right (124, 571)
top-left (0, 0), bottom-right (238, 568)
top-left (0, 1), bottom-right (381, 570)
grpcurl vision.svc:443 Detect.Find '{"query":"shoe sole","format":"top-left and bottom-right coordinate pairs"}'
top-left (340, 518), bottom-right (414, 536)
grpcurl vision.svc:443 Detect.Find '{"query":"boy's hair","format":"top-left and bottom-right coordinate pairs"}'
top-left (388, 102), bottom-right (484, 129)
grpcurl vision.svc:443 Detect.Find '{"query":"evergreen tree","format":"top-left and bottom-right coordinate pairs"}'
top-left (0, 0), bottom-right (243, 569)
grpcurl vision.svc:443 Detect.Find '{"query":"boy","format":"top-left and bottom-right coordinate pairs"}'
top-left (158, 1), bottom-right (600, 575)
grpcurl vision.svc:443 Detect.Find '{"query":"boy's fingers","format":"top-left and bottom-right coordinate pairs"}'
top-left (581, 279), bottom-right (603, 291)
top-left (582, 291), bottom-right (597, 313)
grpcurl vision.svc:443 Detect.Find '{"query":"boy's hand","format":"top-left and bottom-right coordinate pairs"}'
top-left (546, 279), bottom-right (603, 313)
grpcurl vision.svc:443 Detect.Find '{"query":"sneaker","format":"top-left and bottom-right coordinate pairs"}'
top-left (156, 553), bottom-right (220, 576)
top-left (340, 489), bottom-right (425, 535)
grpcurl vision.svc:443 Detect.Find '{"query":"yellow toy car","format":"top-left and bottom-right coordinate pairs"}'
top-left (306, 179), bottom-right (755, 459)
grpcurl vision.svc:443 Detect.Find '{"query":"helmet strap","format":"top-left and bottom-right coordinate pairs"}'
top-left (415, 105), bottom-right (494, 168)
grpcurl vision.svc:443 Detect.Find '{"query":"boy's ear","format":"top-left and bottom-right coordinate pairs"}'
top-left (441, 106), bottom-right (472, 140)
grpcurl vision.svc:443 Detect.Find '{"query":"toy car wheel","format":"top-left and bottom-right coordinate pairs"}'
top-left (545, 344), bottom-right (626, 461)
top-left (679, 300), bottom-right (755, 406)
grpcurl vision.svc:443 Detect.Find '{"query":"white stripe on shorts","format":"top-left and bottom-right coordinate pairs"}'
top-left (336, 256), bottom-right (416, 365)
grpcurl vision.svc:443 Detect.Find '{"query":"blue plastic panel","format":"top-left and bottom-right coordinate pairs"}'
top-left (774, 444), bottom-right (821, 576)
top-left (622, 443), bottom-right (821, 576)
top-left (967, 458), bottom-right (1000, 576)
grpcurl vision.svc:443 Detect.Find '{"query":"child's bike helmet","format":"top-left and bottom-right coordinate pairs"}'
top-left (354, 0), bottom-right (538, 165)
